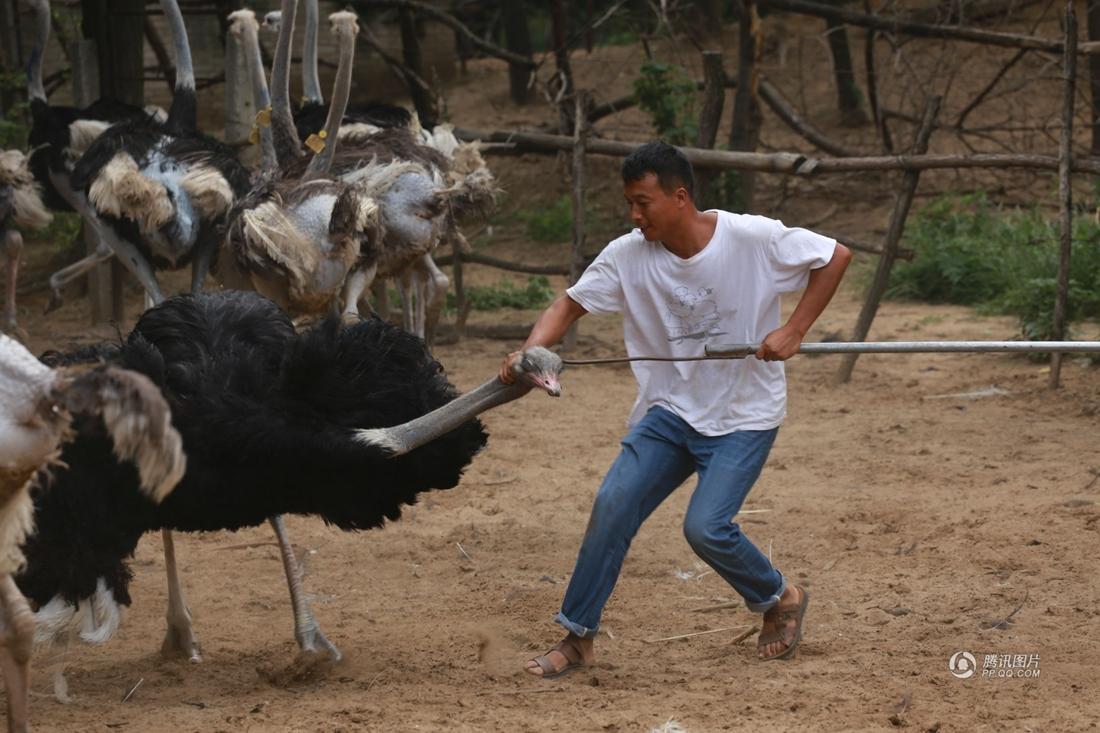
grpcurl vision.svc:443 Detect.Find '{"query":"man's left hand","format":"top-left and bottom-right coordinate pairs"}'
top-left (755, 324), bottom-right (804, 361)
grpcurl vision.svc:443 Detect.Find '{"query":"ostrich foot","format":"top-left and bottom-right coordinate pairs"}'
top-left (45, 288), bottom-right (64, 314)
top-left (295, 624), bottom-right (342, 664)
top-left (1, 319), bottom-right (28, 343)
top-left (161, 612), bottom-right (203, 662)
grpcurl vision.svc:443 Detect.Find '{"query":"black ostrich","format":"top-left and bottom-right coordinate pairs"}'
top-left (22, 0), bottom-right (165, 310)
top-left (70, 0), bottom-right (250, 304)
top-left (18, 290), bottom-right (561, 670)
top-left (65, 0), bottom-right (251, 663)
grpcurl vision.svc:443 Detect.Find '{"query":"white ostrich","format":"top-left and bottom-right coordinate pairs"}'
top-left (0, 334), bottom-right (184, 733)
top-left (0, 150), bottom-right (52, 341)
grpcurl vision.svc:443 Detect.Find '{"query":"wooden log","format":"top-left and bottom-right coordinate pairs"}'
top-left (1050, 3), bottom-right (1076, 389)
top-left (588, 75), bottom-right (858, 158)
top-left (502, 0), bottom-right (533, 105)
top-left (758, 78), bottom-right (859, 157)
top-left (863, 3), bottom-right (893, 152)
top-left (759, 0), bottom-right (1099, 55)
top-left (835, 97), bottom-right (941, 384)
top-left (455, 127), bottom-right (1100, 176)
top-left (564, 91), bottom-right (589, 352)
top-left (694, 51), bottom-right (727, 207)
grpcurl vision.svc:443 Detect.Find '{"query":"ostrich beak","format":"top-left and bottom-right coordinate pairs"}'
top-left (529, 373), bottom-right (561, 397)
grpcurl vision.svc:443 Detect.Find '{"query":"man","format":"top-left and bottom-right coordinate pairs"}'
top-left (501, 141), bottom-right (851, 677)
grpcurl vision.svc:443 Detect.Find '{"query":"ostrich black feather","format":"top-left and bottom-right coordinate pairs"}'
top-left (18, 290), bottom-right (487, 608)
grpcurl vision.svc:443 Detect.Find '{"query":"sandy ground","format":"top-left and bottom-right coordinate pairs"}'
top-left (9, 283), bottom-right (1098, 733)
top-left (6, 7), bottom-right (1100, 731)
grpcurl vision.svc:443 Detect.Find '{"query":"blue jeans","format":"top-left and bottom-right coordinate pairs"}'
top-left (556, 406), bottom-right (784, 639)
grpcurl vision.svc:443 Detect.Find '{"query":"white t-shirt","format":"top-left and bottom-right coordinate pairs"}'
top-left (566, 211), bottom-right (837, 436)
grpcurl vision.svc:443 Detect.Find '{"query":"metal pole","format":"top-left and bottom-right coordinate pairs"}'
top-left (708, 341), bottom-right (1100, 357)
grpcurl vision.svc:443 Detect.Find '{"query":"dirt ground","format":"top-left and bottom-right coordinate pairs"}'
top-left (7, 7), bottom-right (1100, 732)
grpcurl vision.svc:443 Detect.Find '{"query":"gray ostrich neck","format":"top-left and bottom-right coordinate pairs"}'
top-left (27, 0), bottom-right (49, 101)
top-left (302, 0), bottom-right (323, 105)
top-left (160, 0), bottom-right (197, 132)
top-left (304, 24), bottom-right (355, 176)
top-left (270, 0), bottom-right (302, 165)
top-left (241, 21), bottom-right (277, 170)
top-left (354, 378), bottom-right (533, 457)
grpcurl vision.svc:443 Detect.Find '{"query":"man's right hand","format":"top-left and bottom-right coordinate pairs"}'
top-left (499, 351), bottom-right (523, 384)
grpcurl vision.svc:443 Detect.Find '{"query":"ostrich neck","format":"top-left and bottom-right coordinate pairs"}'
top-left (27, 0), bottom-right (49, 101)
top-left (304, 25), bottom-right (355, 176)
top-left (302, 0), bottom-right (323, 105)
top-left (271, 0), bottom-right (302, 165)
top-left (160, 0), bottom-right (197, 132)
top-left (241, 22), bottom-right (277, 170)
top-left (353, 378), bottom-right (532, 458)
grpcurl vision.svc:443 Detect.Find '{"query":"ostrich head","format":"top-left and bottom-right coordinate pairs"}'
top-left (228, 8), bottom-right (260, 37)
top-left (354, 346), bottom-right (564, 457)
top-left (262, 10), bottom-right (281, 32)
top-left (508, 346), bottom-right (562, 397)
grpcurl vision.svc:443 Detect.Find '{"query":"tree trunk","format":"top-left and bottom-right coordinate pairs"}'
top-left (694, 51), bottom-right (726, 208)
top-left (550, 0), bottom-right (575, 134)
top-left (726, 0), bottom-right (764, 212)
top-left (82, 0), bottom-right (144, 107)
top-left (1050, 3), bottom-right (1077, 388)
top-left (502, 0), bottom-right (533, 105)
top-left (1088, 0), bottom-right (1100, 155)
top-left (835, 97), bottom-right (940, 385)
top-left (825, 18), bottom-right (867, 126)
top-left (0, 0), bottom-right (21, 119)
top-left (398, 8), bottom-right (439, 126)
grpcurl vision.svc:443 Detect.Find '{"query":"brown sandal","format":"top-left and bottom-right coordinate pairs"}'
top-left (526, 637), bottom-right (587, 679)
top-left (758, 586), bottom-right (810, 661)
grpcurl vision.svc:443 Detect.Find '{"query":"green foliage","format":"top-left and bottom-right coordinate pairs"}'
top-left (515, 194), bottom-right (606, 244)
top-left (633, 60), bottom-right (697, 146)
top-left (39, 212), bottom-right (83, 251)
top-left (0, 70), bottom-right (30, 149)
top-left (888, 193), bottom-right (1100, 346)
top-left (447, 276), bottom-right (554, 312)
top-left (518, 195), bottom-right (574, 243)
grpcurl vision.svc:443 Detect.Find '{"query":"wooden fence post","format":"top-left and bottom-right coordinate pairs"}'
top-left (564, 91), bottom-right (589, 352)
top-left (71, 39), bottom-right (119, 324)
top-left (694, 51), bottom-right (726, 208)
top-left (835, 96), bottom-right (941, 384)
top-left (1051, 2), bottom-right (1077, 388)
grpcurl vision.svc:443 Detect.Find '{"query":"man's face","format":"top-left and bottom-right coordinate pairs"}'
top-left (623, 173), bottom-right (686, 242)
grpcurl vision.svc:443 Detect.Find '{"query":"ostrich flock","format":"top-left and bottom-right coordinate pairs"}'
top-left (0, 0), bottom-right (565, 730)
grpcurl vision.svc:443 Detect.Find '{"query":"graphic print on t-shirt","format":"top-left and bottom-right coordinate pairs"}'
top-left (664, 286), bottom-right (729, 343)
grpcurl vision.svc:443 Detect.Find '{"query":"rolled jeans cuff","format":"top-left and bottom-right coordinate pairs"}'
top-left (555, 611), bottom-right (599, 639)
top-left (744, 574), bottom-right (787, 613)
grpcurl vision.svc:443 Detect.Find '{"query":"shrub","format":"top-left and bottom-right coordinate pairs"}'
top-left (888, 193), bottom-right (1100, 346)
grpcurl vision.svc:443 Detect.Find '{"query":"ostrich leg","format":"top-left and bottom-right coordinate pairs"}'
top-left (342, 263), bottom-right (376, 320)
top-left (0, 575), bottom-right (35, 733)
top-left (159, 528), bottom-right (202, 661)
top-left (268, 515), bottom-right (341, 661)
top-left (417, 253), bottom-right (448, 347)
top-left (2, 230), bottom-right (24, 341)
top-left (45, 242), bottom-right (115, 313)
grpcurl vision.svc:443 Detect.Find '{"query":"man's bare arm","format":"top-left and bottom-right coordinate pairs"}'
top-left (757, 243), bottom-right (852, 361)
top-left (499, 294), bottom-right (588, 382)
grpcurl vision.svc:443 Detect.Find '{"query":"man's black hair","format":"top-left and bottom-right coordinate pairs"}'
top-left (621, 141), bottom-right (694, 197)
